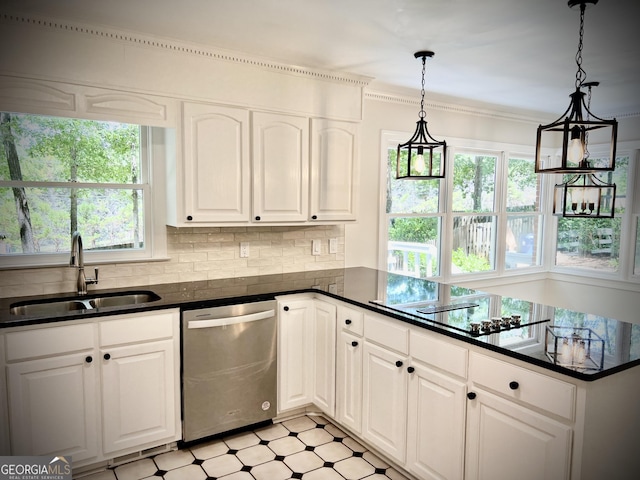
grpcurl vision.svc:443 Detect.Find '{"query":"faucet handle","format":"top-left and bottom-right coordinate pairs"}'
top-left (87, 268), bottom-right (99, 286)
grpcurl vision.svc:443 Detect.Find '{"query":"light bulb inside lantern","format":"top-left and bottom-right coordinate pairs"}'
top-left (568, 126), bottom-right (585, 165)
top-left (414, 146), bottom-right (426, 174)
top-left (561, 338), bottom-right (571, 360)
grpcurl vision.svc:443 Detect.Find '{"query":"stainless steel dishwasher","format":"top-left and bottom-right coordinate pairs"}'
top-left (181, 300), bottom-right (277, 442)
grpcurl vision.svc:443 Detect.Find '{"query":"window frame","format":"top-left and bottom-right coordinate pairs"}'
top-left (0, 116), bottom-right (169, 269)
top-left (380, 131), bottom-right (446, 280)
top-left (380, 132), bottom-right (547, 282)
top-left (549, 147), bottom-right (637, 281)
top-left (448, 146), bottom-right (501, 276)
top-left (503, 153), bottom-right (544, 272)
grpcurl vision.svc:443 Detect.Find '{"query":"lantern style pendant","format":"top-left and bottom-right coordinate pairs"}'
top-left (535, 0), bottom-right (617, 174)
top-left (553, 173), bottom-right (616, 218)
top-left (396, 51), bottom-right (447, 179)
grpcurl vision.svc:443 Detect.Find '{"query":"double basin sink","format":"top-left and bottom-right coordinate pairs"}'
top-left (10, 291), bottom-right (161, 316)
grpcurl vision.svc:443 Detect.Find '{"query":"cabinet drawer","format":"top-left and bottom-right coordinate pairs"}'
top-left (364, 314), bottom-right (408, 354)
top-left (469, 352), bottom-right (576, 421)
top-left (338, 305), bottom-right (364, 336)
top-left (410, 330), bottom-right (468, 378)
top-left (5, 323), bottom-right (94, 361)
top-left (100, 310), bottom-right (177, 346)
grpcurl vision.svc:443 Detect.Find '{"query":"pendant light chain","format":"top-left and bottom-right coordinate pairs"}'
top-left (574, 3), bottom-right (587, 88)
top-left (396, 50), bottom-right (447, 179)
top-left (419, 55), bottom-right (427, 119)
top-left (584, 83), bottom-right (592, 158)
top-left (535, 0), bottom-right (617, 179)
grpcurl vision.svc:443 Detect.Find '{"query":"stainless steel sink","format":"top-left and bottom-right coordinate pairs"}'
top-left (10, 299), bottom-right (91, 316)
top-left (10, 291), bottom-right (161, 316)
top-left (89, 292), bottom-right (161, 308)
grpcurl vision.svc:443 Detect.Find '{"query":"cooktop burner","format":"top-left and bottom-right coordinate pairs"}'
top-left (369, 300), bottom-right (549, 337)
top-left (415, 301), bottom-right (479, 315)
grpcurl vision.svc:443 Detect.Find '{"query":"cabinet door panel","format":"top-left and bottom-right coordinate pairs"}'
top-left (310, 119), bottom-right (358, 221)
top-left (183, 102), bottom-right (250, 222)
top-left (277, 300), bottom-right (314, 412)
top-left (362, 342), bottom-right (407, 463)
top-left (312, 300), bottom-right (336, 417)
top-left (7, 352), bottom-right (98, 462)
top-left (253, 112), bottom-right (308, 222)
top-left (466, 389), bottom-right (571, 480)
top-left (336, 331), bottom-right (363, 434)
top-left (101, 339), bottom-right (176, 454)
top-left (407, 363), bottom-right (466, 480)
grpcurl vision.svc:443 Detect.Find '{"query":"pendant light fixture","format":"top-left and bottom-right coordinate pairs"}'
top-left (552, 82), bottom-right (617, 218)
top-left (396, 51), bottom-right (447, 179)
top-left (535, 0), bottom-right (617, 174)
top-left (553, 173), bottom-right (616, 218)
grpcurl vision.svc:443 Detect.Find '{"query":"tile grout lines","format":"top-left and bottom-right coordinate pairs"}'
top-left (108, 415), bottom-right (403, 480)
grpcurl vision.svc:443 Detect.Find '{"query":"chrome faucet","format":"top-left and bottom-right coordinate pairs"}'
top-left (70, 232), bottom-right (99, 295)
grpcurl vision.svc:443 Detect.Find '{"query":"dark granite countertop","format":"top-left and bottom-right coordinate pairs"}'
top-left (1, 267), bottom-right (638, 381)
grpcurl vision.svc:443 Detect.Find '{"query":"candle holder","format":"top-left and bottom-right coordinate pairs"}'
top-left (545, 326), bottom-right (604, 371)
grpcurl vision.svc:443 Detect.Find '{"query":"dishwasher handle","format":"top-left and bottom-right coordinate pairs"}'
top-left (187, 309), bottom-right (275, 329)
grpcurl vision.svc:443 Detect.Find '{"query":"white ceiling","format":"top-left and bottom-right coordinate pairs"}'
top-left (3, 0), bottom-right (639, 117)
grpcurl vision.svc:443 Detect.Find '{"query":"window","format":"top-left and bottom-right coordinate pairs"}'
top-left (385, 133), bottom-right (442, 278)
top-left (451, 151), bottom-right (498, 274)
top-left (554, 155), bottom-right (629, 273)
top-left (0, 111), bottom-right (163, 267)
top-left (504, 156), bottom-right (542, 270)
top-left (382, 133), bottom-right (545, 280)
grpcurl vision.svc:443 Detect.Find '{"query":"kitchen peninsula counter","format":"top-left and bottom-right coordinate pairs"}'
top-left (1, 267), bottom-right (638, 381)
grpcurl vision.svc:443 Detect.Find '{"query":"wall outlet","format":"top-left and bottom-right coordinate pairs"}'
top-left (328, 283), bottom-right (337, 294)
top-left (312, 239), bottom-right (321, 256)
top-left (329, 238), bottom-right (338, 254)
top-left (240, 242), bottom-right (249, 258)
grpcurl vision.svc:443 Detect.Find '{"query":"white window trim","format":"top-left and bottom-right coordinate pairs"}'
top-left (381, 131), bottom-right (640, 286)
top-left (0, 125), bottom-right (169, 269)
top-left (380, 131), bottom-right (548, 283)
top-left (547, 144), bottom-right (639, 284)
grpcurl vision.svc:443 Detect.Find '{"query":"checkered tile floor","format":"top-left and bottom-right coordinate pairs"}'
top-left (78, 415), bottom-right (409, 480)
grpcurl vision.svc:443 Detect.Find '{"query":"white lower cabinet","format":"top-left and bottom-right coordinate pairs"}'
top-left (7, 350), bottom-right (99, 462)
top-left (465, 388), bottom-right (572, 480)
top-left (406, 362), bottom-right (467, 480)
top-left (325, 300), bottom-right (577, 480)
top-left (281, 295), bottom-right (640, 480)
top-left (277, 298), bottom-right (314, 412)
top-left (4, 309), bottom-right (180, 467)
top-left (276, 295), bottom-right (336, 416)
top-left (311, 299), bottom-right (336, 417)
top-left (0, 334), bottom-right (9, 456)
top-left (336, 330), bottom-right (362, 434)
top-left (361, 340), bottom-right (408, 464)
top-left (101, 339), bottom-right (176, 454)
top-left (466, 352), bottom-right (573, 480)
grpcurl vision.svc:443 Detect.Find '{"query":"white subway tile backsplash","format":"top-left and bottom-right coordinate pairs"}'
top-left (0, 225), bottom-right (345, 298)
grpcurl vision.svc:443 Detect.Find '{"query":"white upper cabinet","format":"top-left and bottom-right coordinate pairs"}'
top-left (174, 103), bottom-right (359, 226)
top-left (182, 102), bottom-right (251, 223)
top-left (310, 119), bottom-right (358, 221)
top-left (252, 112), bottom-right (309, 223)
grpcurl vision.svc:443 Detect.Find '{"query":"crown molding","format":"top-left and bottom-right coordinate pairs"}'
top-left (0, 12), bottom-right (373, 88)
top-left (365, 89), bottom-right (640, 122)
top-left (365, 89), bottom-right (555, 124)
